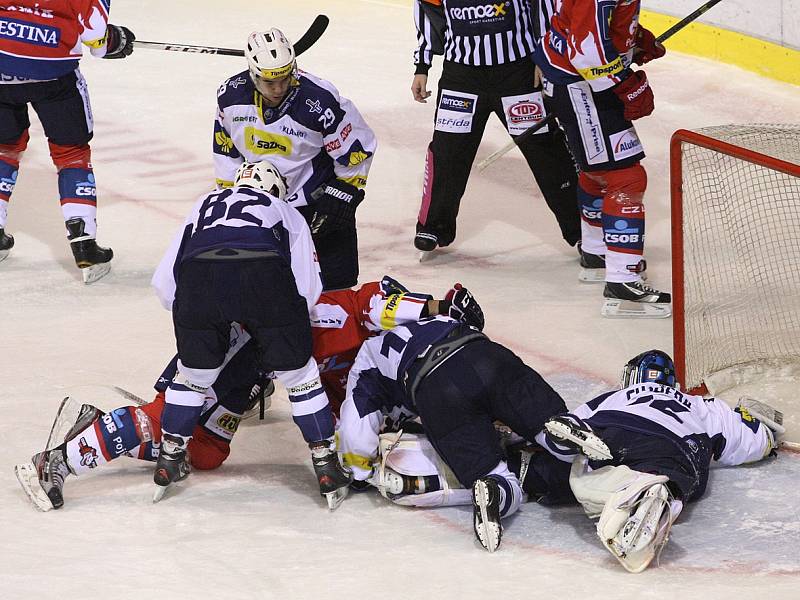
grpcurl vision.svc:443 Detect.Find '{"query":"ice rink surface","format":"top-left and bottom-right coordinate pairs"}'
top-left (2, 1), bottom-right (799, 598)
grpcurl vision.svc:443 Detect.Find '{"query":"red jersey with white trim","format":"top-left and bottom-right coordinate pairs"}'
top-left (535, 0), bottom-right (639, 92)
top-left (0, 0), bottom-right (111, 80)
top-left (311, 278), bottom-right (431, 412)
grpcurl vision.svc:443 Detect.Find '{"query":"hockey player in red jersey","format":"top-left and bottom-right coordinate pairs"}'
top-left (14, 278), bottom-right (484, 510)
top-left (533, 1), bottom-right (670, 317)
top-left (0, 1), bottom-right (135, 281)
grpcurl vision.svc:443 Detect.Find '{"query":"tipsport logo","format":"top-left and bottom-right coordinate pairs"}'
top-left (449, 3), bottom-right (509, 22)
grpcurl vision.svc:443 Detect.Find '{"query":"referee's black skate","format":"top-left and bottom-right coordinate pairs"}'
top-left (153, 433), bottom-right (191, 502)
top-left (0, 227), bottom-right (14, 262)
top-left (602, 280), bottom-right (671, 319)
top-left (66, 217), bottom-right (113, 283)
top-left (309, 438), bottom-right (351, 510)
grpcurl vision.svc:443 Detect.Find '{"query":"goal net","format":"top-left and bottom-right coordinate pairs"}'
top-left (670, 124), bottom-right (800, 407)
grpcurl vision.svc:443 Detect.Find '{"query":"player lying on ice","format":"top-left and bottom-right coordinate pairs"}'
top-left (335, 315), bottom-right (570, 552)
top-left (347, 349), bottom-right (785, 569)
top-left (15, 277), bottom-right (484, 511)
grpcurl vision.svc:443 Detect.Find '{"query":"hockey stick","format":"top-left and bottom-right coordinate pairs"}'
top-left (133, 14), bottom-right (329, 58)
top-left (476, 0), bottom-right (724, 171)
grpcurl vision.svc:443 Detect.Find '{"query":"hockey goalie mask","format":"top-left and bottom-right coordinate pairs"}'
top-left (246, 29), bottom-right (299, 103)
top-left (234, 161), bottom-right (288, 200)
top-left (621, 350), bottom-right (677, 389)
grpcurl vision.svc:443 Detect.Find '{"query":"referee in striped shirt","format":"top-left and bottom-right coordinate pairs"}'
top-left (411, 0), bottom-right (579, 254)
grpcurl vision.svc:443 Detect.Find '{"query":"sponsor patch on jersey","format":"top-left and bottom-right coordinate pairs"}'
top-left (214, 130), bottom-right (234, 154)
top-left (310, 303), bottom-right (349, 329)
top-left (325, 138), bottom-right (341, 152)
top-left (502, 92), bottom-right (548, 135)
top-left (335, 140), bottom-right (373, 167)
top-left (0, 17), bottom-right (59, 47)
top-left (567, 81), bottom-right (608, 165)
top-left (609, 127), bottom-right (643, 161)
top-left (435, 90), bottom-right (477, 134)
top-left (244, 128), bottom-right (292, 156)
top-left (340, 122), bottom-right (352, 141)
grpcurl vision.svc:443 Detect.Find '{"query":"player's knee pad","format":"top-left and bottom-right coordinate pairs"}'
top-left (601, 164), bottom-right (647, 213)
top-left (48, 142), bottom-right (91, 171)
top-left (0, 130), bottom-right (30, 165)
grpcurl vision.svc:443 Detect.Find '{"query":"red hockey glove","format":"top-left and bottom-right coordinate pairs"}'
top-left (442, 283), bottom-right (485, 331)
top-left (613, 70), bottom-right (654, 121)
top-left (633, 27), bottom-right (666, 66)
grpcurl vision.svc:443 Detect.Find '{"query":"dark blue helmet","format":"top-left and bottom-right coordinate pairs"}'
top-left (621, 350), bottom-right (678, 389)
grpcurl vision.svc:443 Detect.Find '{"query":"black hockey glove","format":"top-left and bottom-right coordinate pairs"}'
top-left (308, 179), bottom-right (365, 236)
top-left (104, 24), bottom-right (135, 59)
top-left (441, 283), bottom-right (485, 331)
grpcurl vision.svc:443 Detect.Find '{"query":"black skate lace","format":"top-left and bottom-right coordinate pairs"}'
top-left (632, 281), bottom-right (661, 294)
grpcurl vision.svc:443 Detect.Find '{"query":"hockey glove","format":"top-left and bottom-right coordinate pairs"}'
top-left (633, 27), bottom-right (666, 66)
top-left (613, 70), bottom-right (654, 121)
top-left (309, 179), bottom-right (365, 236)
top-left (104, 24), bottom-right (135, 59)
top-left (442, 283), bottom-right (485, 331)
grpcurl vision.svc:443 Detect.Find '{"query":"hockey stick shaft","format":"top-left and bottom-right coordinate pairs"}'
top-left (133, 14), bottom-right (329, 58)
top-left (477, 0), bottom-right (724, 171)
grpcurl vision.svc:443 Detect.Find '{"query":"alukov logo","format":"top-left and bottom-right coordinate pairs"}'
top-left (610, 128), bottom-right (642, 161)
top-left (440, 94), bottom-right (474, 113)
top-left (449, 3), bottom-right (509, 21)
top-left (0, 18), bottom-right (59, 47)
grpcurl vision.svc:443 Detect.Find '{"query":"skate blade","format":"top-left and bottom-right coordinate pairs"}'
top-left (81, 262), bottom-right (111, 284)
top-left (578, 268), bottom-right (605, 283)
top-left (14, 463), bottom-right (53, 512)
top-left (0, 249), bottom-right (9, 263)
top-left (473, 481), bottom-right (501, 553)
top-left (153, 484), bottom-right (169, 503)
top-left (418, 250), bottom-right (436, 263)
top-left (325, 485), bottom-right (349, 511)
top-left (601, 299), bottom-right (671, 319)
top-left (545, 420), bottom-right (613, 460)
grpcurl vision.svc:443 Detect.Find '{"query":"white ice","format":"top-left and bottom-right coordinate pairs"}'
top-left (2, 1), bottom-right (799, 598)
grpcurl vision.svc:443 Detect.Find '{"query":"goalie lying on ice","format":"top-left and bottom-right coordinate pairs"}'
top-left (352, 349), bottom-right (784, 571)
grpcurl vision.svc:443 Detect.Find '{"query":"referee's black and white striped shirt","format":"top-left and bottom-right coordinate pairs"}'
top-left (413, 0), bottom-right (557, 73)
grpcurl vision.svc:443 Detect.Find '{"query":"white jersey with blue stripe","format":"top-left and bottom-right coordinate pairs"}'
top-left (151, 186), bottom-right (322, 312)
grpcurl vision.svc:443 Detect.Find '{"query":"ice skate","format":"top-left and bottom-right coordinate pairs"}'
top-left (472, 476), bottom-right (503, 552)
top-left (309, 438), bottom-right (352, 510)
top-left (602, 280), bottom-right (671, 319)
top-left (544, 414), bottom-right (613, 461)
top-left (153, 433), bottom-right (191, 502)
top-left (66, 218), bottom-right (113, 284)
top-left (242, 379), bottom-right (275, 420)
top-left (414, 228), bottom-right (439, 262)
top-left (578, 241), bottom-right (605, 283)
top-left (0, 228), bottom-right (13, 262)
top-left (15, 447), bottom-right (74, 511)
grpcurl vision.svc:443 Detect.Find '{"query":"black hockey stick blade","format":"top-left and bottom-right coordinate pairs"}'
top-left (293, 14), bottom-right (329, 56)
top-left (134, 14), bottom-right (329, 58)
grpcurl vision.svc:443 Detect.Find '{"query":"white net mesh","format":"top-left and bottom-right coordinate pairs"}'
top-left (678, 124), bottom-right (800, 392)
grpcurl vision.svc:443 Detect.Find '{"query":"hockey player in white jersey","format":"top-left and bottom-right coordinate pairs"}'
top-left (337, 316), bottom-right (568, 552)
top-left (541, 349), bottom-right (784, 572)
top-left (214, 28), bottom-right (377, 291)
top-left (150, 160), bottom-right (350, 506)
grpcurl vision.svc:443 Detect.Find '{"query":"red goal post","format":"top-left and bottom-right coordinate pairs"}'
top-left (670, 125), bottom-right (800, 395)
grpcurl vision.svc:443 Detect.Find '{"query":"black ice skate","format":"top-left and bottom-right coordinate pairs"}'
top-left (578, 241), bottom-right (606, 283)
top-left (544, 414), bottom-right (613, 461)
top-left (242, 378), bottom-right (276, 420)
top-left (153, 433), bottom-right (191, 502)
top-left (414, 224), bottom-right (439, 261)
top-left (472, 476), bottom-right (503, 553)
top-left (15, 447), bottom-right (74, 511)
top-left (0, 227), bottom-right (14, 262)
top-left (309, 438), bottom-right (352, 510)
top-left (66, 217), bottom-right (113, 284)
top-left (602, 280), bottom-right (671, 319)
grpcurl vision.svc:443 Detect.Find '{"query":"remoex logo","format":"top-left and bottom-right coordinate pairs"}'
top-left (509, 102), bottom-right (541, 118)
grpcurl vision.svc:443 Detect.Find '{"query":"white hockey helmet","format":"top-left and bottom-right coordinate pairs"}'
top-left (246, 29), bottom-right (297, 82)
top-left (234, 160), bottom-right (288, 200)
